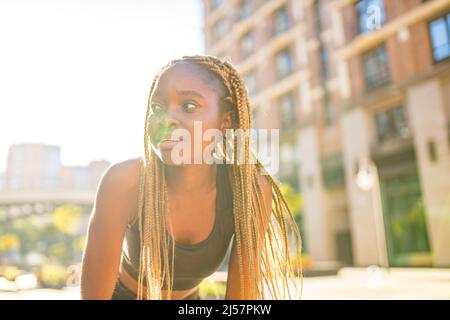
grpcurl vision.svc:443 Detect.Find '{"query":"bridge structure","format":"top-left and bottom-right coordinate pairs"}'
top-left (0, 191), bottom-right (95, 224)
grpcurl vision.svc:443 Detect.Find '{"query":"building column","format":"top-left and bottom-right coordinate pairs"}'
top-left (407, 79), bottom-right (450, 267)
top-left (341, 108), bottom-right (382, 266)
top-left (297, 126), bottom-right (334, 263)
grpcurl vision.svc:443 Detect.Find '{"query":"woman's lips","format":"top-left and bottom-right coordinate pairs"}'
top-left (158, 139), bottom-right (183, 151)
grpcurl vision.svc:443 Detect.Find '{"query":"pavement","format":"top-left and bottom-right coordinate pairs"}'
top-left (301, 267), bottom-right (450, 300)
top-left (0, 287), bottom-right (80, 300)
top-left (1, 267), bottom-right (450, 300)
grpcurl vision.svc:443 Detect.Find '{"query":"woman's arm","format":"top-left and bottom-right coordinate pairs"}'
top-left (225, 174), bottom-right (272, 300)
top-left (80, 159), bottom-right (141, 300)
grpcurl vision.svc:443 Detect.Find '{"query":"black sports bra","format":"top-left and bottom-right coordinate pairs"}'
top-left (120, 164), bottom-right (235, 290)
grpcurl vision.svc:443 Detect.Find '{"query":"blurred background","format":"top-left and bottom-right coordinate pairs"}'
top-left (1, 0), bottom-right (450, 299)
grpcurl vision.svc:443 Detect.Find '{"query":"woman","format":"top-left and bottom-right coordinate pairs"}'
top-left (80, 55), bottom-right (302, 300)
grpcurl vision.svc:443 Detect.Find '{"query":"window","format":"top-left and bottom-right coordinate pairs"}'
top-left (240, 30), bottom-right (255, 59)
top-left (323, 93), bottom-right (334, 126)
top-left (280, 143), bottom-right (299, 191)
top-left (429, 14), bottom-right (450, 62)
top-left (276, 48), bottom-right (294, 79)
top-left (211, 0), bottom-right (224, 12)
top-left (212, 19), bottom-right (227, 44)
top-left (314, 0), bottom-right (328, 31)
top-left (320, 49), bottom-right (329, 80)
top-left (239, 0), bottom-right (252, 20)
top-left (356, 0), bottom-right (386, 34)
top-left (363, 45), bottom-right (390, 90)
top-left (321, 153), bottom-right (345, 188)
top-left (375, 106), bottom-right (410, 143)
top-left (427, 139), bottom-right (438, 163)
top-left (244, 70), bottom-right (257, 97)
top-left (280, 92), bottom-right (296, 128)
top-left (272, 6), bottom-right (290, 36)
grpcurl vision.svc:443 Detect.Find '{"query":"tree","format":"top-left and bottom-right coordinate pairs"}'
top-left (51, 204), bottom-right (83, 265)
top-left (278, 182), bottom-right (303, 216)
top-left (52, 205), bottom-right (82, 235)
top-left (0, 233), bottom-right (20, 252)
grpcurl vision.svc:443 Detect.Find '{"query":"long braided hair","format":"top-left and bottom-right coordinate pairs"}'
top-left (137, 55), bottom-right (302, 300)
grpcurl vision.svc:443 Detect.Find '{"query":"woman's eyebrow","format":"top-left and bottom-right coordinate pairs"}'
top-left (176, 89), bottom-right (206, 99)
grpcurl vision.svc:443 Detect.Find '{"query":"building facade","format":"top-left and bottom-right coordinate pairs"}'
top-left (203, 0), bottom-right (450, 268)
top-left (2, 143), bottom-right (110, 193)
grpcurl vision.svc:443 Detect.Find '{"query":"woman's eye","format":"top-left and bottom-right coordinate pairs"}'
top-left (183, 102), bottom-right (199, 111)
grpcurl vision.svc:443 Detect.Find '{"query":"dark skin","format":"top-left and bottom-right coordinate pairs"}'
top-left (80, 62), bottom-right (272, 300)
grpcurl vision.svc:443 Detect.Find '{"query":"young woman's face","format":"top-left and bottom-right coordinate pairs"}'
top-left (148, 62), bottom-right (230, 165)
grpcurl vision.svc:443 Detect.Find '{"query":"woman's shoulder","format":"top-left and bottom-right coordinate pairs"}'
top-left (102, 157), bottom-right (143, 188)
top-left (94, 157), bottom-right (144, 225)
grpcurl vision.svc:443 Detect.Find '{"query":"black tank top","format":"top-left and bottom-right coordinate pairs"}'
top-left (120, 164), bottom-right (235, 290)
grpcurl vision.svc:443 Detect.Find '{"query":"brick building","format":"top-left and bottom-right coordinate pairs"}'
top-left (203, 0), bottom-right (450, 268)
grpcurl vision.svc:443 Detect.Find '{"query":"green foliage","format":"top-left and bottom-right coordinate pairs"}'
top-left (0, 203), bottom-right (85, 270)
top-left (199, 280), bottom-right (226, 299)
top-left (48, 242), bottom-right (70, 263)
top-left (278, 182), bottom-right (303, 216)
top-left (0, 233), bottom-right (20, 252)
top-left (52, 205), bottom-right (82, 235)
top-left (0, 266), bottom-right (22, 281)
top-left (39, 264), bottom-right (68, 289)
top-left (73, 236), bottom-right (86, 252)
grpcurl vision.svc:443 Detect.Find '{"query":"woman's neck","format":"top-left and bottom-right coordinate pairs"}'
top-left (165, 164), bottom-right (217, 195)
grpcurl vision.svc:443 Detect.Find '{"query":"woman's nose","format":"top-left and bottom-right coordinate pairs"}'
top-left (162, 107), bottom-right (180, 126)
top-left (161, 115), bottom-right (179, 128)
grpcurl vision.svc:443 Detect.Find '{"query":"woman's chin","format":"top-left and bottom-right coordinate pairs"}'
top-left (153, 147), bottom-right (206, 166)
top-left (159, 150), bottom-right (187, 166)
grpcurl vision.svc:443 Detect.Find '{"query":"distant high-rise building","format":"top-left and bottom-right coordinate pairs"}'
top-left (60, 160), bottom-right (110, 191)
top-left (203, 0), bottom-right (450, 268)
top-left (2, 143), bottom-right (110, 193)
top-left (5, 143), bottom-right (62, 191)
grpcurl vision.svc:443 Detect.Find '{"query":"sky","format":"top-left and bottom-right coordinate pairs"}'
top-left (0, 0), bottom-right (204, 172)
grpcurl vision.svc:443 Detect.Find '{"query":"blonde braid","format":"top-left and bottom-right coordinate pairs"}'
top-left (137, 60), bottom-right (178, 300)
top-left (136, 55), bottom-right (302, 300)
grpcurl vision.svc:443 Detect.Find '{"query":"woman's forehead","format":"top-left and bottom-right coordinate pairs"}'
top-left (153, 62), bottom-right (223, 98)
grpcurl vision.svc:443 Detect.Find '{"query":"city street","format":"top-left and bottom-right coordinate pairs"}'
top-left (1, 0), bottom-right (449, 309)
top-left (1, 268), bottom-right (450, 300)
